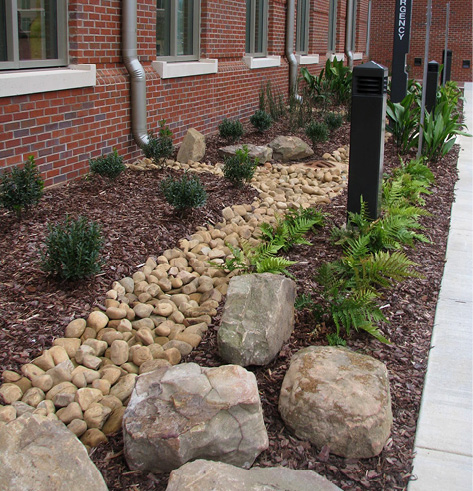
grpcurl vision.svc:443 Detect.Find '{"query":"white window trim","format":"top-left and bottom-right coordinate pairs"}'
top-left (0, 64), bottom-right (96, 98)
top-left (243, 55), bottom-right (280, 69)
top-left (328, 53), bottom-right (345, 62)
top-left (353, 52), bottom-right (363, 61)
top-left (296, 54), bottom-right (320, 65)
top-left (153, 59), bottom-right (218, 79)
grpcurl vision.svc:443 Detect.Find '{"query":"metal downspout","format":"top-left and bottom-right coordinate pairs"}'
top-left (345, 0), bottom-right (354, 70)
top-left (286, 0), bottom-right (300, 100)
top-left (122, 0), bottom-right (149, 147)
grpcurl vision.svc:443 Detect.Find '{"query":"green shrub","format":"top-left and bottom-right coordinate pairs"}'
top-left (160, 171), bottom-right (207, 212)
top-left (324, 112), bottom-right (343, 131)
top-left (305, 120), bottom-right (329, 145)
top-left (89, 149), bottom-right (125, 179)
top-left (386, 93), bottom-right (420, 154)
top-left (250, 110), bottom-right (273, 133)
top-left (0, 156), bottom-right (44, 218)
top-left (143, 120), bottom-right (174, 164)
top-left (218, 118), bottom-right (244, 142)
top-left (41, 215), bottom-right (104, 281)
top-left (223, 145), bottom-right (258, 187)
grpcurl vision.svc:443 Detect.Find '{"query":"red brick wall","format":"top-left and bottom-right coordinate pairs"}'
top-left (1, 0), bottom-right (369, 187)
top-left (370, 0), bottom-right (472, 83)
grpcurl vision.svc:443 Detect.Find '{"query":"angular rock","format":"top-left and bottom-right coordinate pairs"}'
top-left (268, 136), bottom-right (314, 162)
top-left (0, 413), bottom-right (108, 490)
top-left (177, 128), bottom-right (206, 164)
top-left (218, 144), bottom-right (273, 163)
top-left (166, 460), bottom-right (341, 490)
top-left (218, 273), bottom-right (296, 366)
top-left (278, 346), bottom-right (393, 458)
top-left (123, 363), bottom-right (268, 473)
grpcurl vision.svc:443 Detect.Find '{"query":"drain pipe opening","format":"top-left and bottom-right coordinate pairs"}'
top-left (122, 0), bottom-right (149, 147)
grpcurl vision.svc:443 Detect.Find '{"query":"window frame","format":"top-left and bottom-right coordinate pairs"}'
top-left (245, 0), bottom-right (269, 58)
top-left (156, 0), bottom-right (200, 62)
top-left (0, 0), bottom-right (67, 71)
top-left (296, 0), bottom-right (310, 55)
top-left (328, 0), bottom-right (337, 53)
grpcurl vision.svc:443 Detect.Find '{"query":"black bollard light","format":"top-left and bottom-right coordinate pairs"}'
top-left (425, 60), bottom-right (439, 113)
top-left (347, 61), bottom-right (388, 221)
top-left (442, 50), bottom-right (452, 84)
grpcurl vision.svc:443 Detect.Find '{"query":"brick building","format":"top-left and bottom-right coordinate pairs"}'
top-left (369, 0), bottom-right (472, 83)
top-left (1, 0), bottom-right (370, 187)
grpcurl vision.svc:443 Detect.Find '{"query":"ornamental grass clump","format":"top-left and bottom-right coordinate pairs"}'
top-left (223, 145), bottom-right (258, 187)
top-left (0, 156), bottom-right (44, 218)
top-left (89, 149), bottom-right (126, 179)
top-left (41, 215), bottom-right (104, 281)
top-left (250, 110), bottom-right (273, 133)
top-left (160, 171), bottom-right (207, 213)
top-left (324, 112), bottom-right (344, 131)
top-left (305, 120), bottom-right (329, 145)
top-left (143, 120), bottom-right (174, 165)
top-left (218, 118), bottom-right (244, 142)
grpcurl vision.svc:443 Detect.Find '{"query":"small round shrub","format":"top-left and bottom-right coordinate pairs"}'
top-left (160, 172), bottom-right (207, 212)
top-left (89, 149), bottom-right (126, 179)
top-left (143, 120), bottom-right (174, 164)
top-left (223, 145), bottom-right (258, 187)
top-left (41, 215), bottom-right (104, 281)
top-left (305, 121), bottom-right (329, 146)
top-left (324, 112), bottom-right (344, 131)
top-left (250, 110), bottom-right (273, 133)
top-left (0, 156), bottom-right (44, 218)
top-left (218, 118), bottom-right (244, 142)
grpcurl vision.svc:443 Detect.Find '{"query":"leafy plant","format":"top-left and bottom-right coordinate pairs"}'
top-left (324, 57), bottom-right (353, 106)
top-left (0, 156), bottom-right (44, 218)
top-left (143, 120), bottom-right (174, 165)
top-left (324, 112), bottom-right (344, 131)
top-left (326, 332), bottom-right (347, 346)
top-left (305, 120), bottom-right (329, 145)
top-left (437, 81), bottom-right (462, 108)
top-left (218, 118), bottom-right (244, 142)
top-left (223, 146), bottom-right (258, 187)
top-left (421, 101), bottom-right (471, 161)
top-left (89, 149), bottom-right (125, 179)
top-left (386, 93), bottom-right (420, 154)
top-left (160, 171), bottom-right (207, 213)
top-left (41, 215), bottom-right (104, 280)
top-left (250, 110), bottom-right (273, 133)
top-left (295, 293), bottom-right (316, 311)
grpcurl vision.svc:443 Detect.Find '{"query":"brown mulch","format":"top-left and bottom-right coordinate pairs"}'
top-left (0, 113), bottom-right (459, 490)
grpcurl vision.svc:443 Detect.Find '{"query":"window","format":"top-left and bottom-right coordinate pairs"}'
top-left (245, 0), bottom-right (268, 57)
top-left (156, 0), bottom-right (200, 61)
top-left (0, 0), bottom-right (67, 70)
top-left (328, 0), bottom-right (337, 52)
top-left (296, 0), bottom-right (310, 54)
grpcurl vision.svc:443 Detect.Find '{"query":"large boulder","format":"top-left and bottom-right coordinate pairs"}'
top-left (123, 363), bottom-right (268, 473)
top-left (279, 346), bottom-right (392, 458)
top-left (0, 412), bottom-right (108, 491)
top-left (176, 128), bottom-right (206, 163)
top-left (218, 273), bottom-right (296, 366)
top-left (166, 459), bottom-right (342, 490)
top-left (218, 144), bottom-right (273, 163)
top-left (268, 136), bottom-right (314, 162)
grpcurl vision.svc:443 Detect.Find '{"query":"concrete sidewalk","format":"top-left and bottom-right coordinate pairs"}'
top-left (409, 83), bottom-right (473, 490)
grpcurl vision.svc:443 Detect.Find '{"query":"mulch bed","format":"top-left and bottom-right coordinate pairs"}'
top-left (0, 113), bottom-right (459, 490)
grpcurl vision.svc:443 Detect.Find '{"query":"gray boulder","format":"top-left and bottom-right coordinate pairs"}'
top-left (218, 273), bottom-right (296, 366)
top-left (0, 412), bottom-right (108, 491)
top-left (166, 459), bottom-right (342, 490)
top-left (279, 346), bottom-right (392, 458)
top-left (268, 136), bottom-right (314, 162)
top-left (177, 128), bottom-right (206, 163)
top-left (123, 363), bottom-right (268, 473)
top-left (218, 144), bottom-right (273, 163)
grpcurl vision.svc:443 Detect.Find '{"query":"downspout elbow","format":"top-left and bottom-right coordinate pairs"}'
top-left (286, 0), bottom-right (301, 101)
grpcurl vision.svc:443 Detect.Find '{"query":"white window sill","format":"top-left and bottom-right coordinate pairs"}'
top-left (152, 59), bottom-right (218, 79)
top-left (296, 54), bottom-right (320, 65)
top-left (328, 53), bottom-right (346, 62)
top-left (0, 64), bottom-right (96, 98)
top-left (243, 55), bottom-right (281, 69)
top-left (353, 52), bottom-right (363, 61)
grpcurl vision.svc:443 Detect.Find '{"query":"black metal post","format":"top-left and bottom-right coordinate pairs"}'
top-left (426, 60), bottom-right (439, 113)
top-left (347, 61), bottom-right (388, 221)
top-left (391, 0), bottom-right (413, 103)
top-left (442, 49), bottom-right (452, 83)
